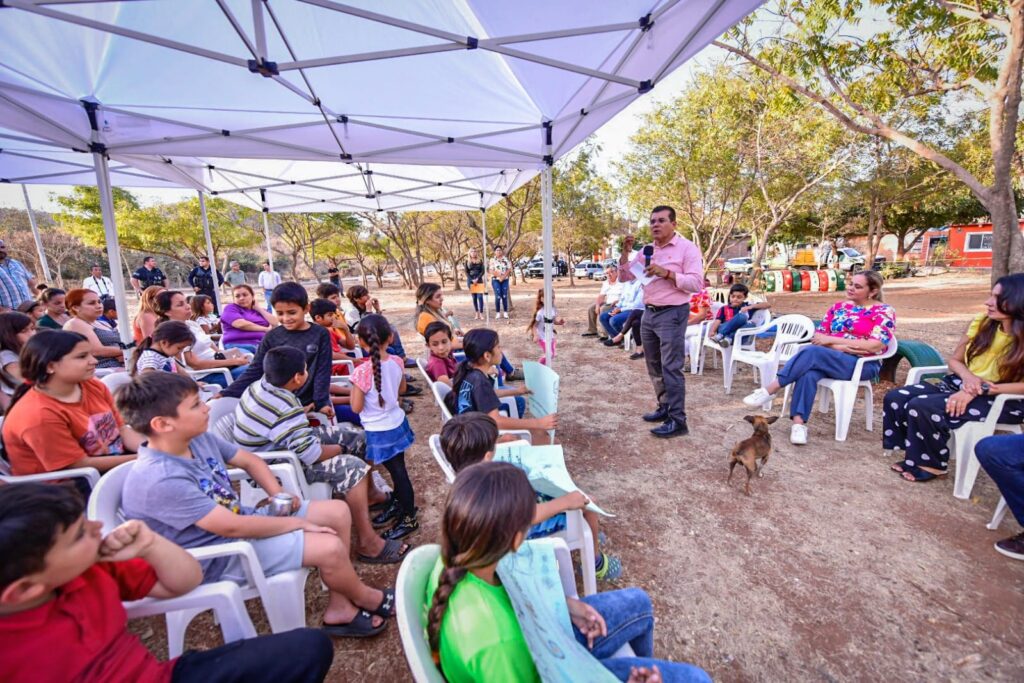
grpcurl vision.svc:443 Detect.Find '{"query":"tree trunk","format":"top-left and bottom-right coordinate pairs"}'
top-left (989, 191), bottom-right (1024, 279)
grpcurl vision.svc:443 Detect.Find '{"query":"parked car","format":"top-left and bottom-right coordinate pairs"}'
top-left (724, 257), bottom-right (754, 274)
top-left (790, 246), bottom-right (865, 272)
top-left (524, 259), bottom-right (545, 278)
top-left (574, 262), bottom-right (605, 279)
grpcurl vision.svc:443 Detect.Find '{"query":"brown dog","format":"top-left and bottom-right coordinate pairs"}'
top-left (728, 415), bottom-right (779, 495)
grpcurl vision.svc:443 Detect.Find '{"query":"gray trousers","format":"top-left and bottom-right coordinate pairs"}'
top-left (640, 305), bottom-right (689, 423)
top-left (588, 303), bottom-right (614, 336)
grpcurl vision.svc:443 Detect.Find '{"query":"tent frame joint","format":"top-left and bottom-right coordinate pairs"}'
top-left (247, 58), bottom-right (280, 77)
top-left (638, 79), bottom-right (654, 94)
top-left (639, 13), bottom-right (655, 31)
top-left (466, 36), bottom-right (478, 49)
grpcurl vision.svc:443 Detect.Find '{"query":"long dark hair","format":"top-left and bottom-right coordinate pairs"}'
top-left (129, 321), bottom-right (195, 376)
top-left (355, 313), bottom-right (392, 408)
top-left (155, 290), bottom-right (183, 322)
top-left (346, 284), bottom-right (370, 313)
top-left (444, 328), bottom-right (499, 414)
top-left (8, 330), bottom-right (88, 410)
top-left (190, 294), bottom-right (213, 319)
top-left (426, 462), bottom-right (536, 659)
top-left (967, 273), bottom-right (1024, 382)
top-left (525, 288), bottom-right (549, 335)
top-left (0, 312), bottom-right (34, 393)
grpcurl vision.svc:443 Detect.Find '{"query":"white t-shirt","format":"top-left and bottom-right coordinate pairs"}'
top-left (257, 270), bottom-right (282, 290)
top-left (0, 348), bottom-right (19, 395)
top-left (600, 280), bottom-right (623, 305)
top-left (82, 275), bottom-right (114, 297)
top-left (350, 354), bottom-right (405, 431)
top-left (185, 320), bottom-right (217, 360)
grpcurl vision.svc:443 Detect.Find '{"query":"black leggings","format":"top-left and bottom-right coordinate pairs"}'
top-left (172, 628), bottom-right (332, 682)
top-left (382, 453), bottom-right (415, 516)
top-left (621, 310), bottom-right (644, 346)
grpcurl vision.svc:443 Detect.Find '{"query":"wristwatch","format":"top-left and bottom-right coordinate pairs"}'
top-left (980, 382), bottom-right (991, 395)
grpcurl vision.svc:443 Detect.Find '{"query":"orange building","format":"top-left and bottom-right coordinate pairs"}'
top-left (918, 221), bottom-right (1024, 268)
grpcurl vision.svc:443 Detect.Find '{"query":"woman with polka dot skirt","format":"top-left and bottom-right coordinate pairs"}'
top-left (884, 274), bottom-right (1024, 482)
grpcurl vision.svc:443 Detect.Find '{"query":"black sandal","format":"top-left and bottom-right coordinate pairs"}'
top-left (372, 587), bottom-right (396, 618)
top-left (369, 493), bottom-right (393, 512)
top-left (322, 610), bottom-right (387, 638)
top-left (900, 464), bottom-right (947, 482)
top-left (357, 540), bottom-right (410, 565)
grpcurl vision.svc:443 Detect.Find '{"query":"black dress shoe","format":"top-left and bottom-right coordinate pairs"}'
top-left (581, 332), bottom-right (598, 337)
top-left (602, 338), bottom-right (620, 347)
top-left (651, 419), bottom-right (689, 438)
top-left (642, 405), bottom-right (669, 422)
top-left (629, 352), bottom-right (645, 360)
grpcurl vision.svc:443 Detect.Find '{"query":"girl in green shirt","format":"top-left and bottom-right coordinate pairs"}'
top-left (426, 462), bottom-right (710, 683)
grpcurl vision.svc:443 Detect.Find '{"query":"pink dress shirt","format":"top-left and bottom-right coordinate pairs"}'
top-left (619, 233), bottom-right (705, 306)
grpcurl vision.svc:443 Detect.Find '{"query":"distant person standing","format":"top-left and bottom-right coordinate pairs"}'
top-left (130, 256), bottom-right (166, 295)
top-left (489, 246), bottom-right (512, 321)
top-left (187, 256), bottom-right (223, 312)
top-left (328, 266), bottom-right (341, 288)
top-left (82, 264), bottom-right (114, 300)
top-left (224, 261), bottom-right (247, 288)
top-left (0, 238), bottom-right (36, 310)
top-left (257, 261), bottom-right (282, 313)
top-left (465, 247), bottom-right (485, 321)
top-left (619, 205), bottom-right (704, 439)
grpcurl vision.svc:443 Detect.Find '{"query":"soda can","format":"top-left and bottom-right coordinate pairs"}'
top-left (268, 492), bottom-right (296, 517)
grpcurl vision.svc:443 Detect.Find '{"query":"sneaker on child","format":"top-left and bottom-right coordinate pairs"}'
top-left (790, 423), bottom-right (808, 445)
top-left (995, 530), bottom-right (1024, 561)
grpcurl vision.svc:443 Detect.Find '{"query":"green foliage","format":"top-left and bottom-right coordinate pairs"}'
top-left (553, 143), bottom-right (617, 269)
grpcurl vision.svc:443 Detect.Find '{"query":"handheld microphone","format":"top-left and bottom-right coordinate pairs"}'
top-left (643, 245), bottom-right (654, 268)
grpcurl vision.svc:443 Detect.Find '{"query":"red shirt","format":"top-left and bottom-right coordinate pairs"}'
top-left (0, 559), bottom-right (174, 683)
top-left (425, 353), bottom-right (458, 382)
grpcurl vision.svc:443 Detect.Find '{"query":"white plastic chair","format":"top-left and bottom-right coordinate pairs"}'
top-left (415, 357), bottom-right (433, 386)
top-left (905, 365), bottom-right (1024, 500)
top-left (101, 371), bottom-right (134, 395)
top-left (731, 314), bottom-right (815, 404)
top-left (700, 308), bottom-right (773, 392)
top-left (686, 302), bottom-right (723, 374)
top-left (432, 382), bottom-right (532, 442)
top-left (427, 434), bottom-right (593, 594)
top-left (88, 462), bottom-right (308, 658)
top-left (781, 335), bottom-right (899, 441)
top-left (0, 459), bottom-right (100, 487)
top-left (396, 538), bottom-right (623, 682)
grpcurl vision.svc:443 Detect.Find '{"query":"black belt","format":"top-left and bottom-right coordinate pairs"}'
top-left (644, 303), bottom-right (684, 312)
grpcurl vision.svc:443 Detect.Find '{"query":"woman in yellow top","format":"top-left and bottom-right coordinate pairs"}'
top-left (884, 274), bottom-right (1024, 482)
top-left (415, 283), bottom-right (465, 348)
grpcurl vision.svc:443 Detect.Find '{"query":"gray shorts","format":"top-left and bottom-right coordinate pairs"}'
top-left (219, 500), bottom-right (310, 583)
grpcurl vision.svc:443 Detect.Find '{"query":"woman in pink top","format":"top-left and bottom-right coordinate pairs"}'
top-left (743, 271), bottom-right (895, 445)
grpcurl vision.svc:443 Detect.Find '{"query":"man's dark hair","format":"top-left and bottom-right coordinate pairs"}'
top-left (310, 298), bottom-right (338, 320)
top-left (728, 283), bottom-right (750, 297)
top-left (115, 372), bottom-right (200, 435)
top-left (651, 205), bottom-right (676, 222)
top-left (0, 483), bottom-right (85, 590)
top-left (263, 346), bottom-right (307, 387)
top-left (440, 412), bottom-right (500, 473)
top-left (424, 320), bottom-right (452, 343)
top-left (270, 282), bottom-right (308, 308)
top-left (143, 256), bottom-right (156, 265)
top-left (199, 255), bottom-right (209, 262)
top-left (315, 282), bottom-right (340, 299)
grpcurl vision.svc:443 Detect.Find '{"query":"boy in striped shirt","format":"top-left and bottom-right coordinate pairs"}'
top-left (226, 346), bottom-right (408, 564)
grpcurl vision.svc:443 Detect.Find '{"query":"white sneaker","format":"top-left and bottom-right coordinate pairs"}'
top-left (742, 388), bottom-right (773, 409)
top-left (790, 423), bottom-right (808, 445)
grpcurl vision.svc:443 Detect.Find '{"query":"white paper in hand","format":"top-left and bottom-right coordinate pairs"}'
top-left (630, 259), bottom-right (656, 285)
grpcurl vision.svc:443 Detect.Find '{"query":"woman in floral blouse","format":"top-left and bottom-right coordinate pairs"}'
top-left (743, 271), bottom-right (895, 445)
top-left (489, 246), bottom-right (513, 320)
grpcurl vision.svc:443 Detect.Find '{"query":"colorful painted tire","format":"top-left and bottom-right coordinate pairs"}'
top-left (782, 269), bottom-right (793, 292)
top-left (826, 270), bottom-right (838, 291)
top-left (764, 271), bottom-right (776, 293)
top-left (791, 270), bottom-right (803, 292)
top-left (817, 270), bottom-right (830, 291)
top-left (808, 271), bottom-right (820, 291)
top-left (835, 271), bottom-right (846, 291)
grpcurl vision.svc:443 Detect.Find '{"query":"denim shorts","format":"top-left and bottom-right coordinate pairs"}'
top-left (219, 500), bottom-right (310, 583)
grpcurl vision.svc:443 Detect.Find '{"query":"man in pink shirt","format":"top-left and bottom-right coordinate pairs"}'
top-left (619, 205), bottom-right (704, 438)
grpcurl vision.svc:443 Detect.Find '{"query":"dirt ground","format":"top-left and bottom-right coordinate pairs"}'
top-left (131, 271), bottom-right (1024, 681)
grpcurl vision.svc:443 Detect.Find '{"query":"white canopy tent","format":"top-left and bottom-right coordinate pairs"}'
top-left (0, 0), bottom-right (764, 361)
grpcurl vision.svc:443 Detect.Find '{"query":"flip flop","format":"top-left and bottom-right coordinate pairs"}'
top-left (369, 493), bottom-right (393, 512)
top-left (900, 464), bottom-right (947, 483)
top-left (890, 461), bottom-right (907, 474)
top-left (322, 610), bottom-right (387, 638)
top-left (371, 587), bottom-right (396, 618)
top-left (357, 539), bottom-right (411, 565)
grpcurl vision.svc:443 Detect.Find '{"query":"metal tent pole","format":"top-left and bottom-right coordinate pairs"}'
top-left (21, 185), bottom-right (51, 284)
top-left (481, 204), bottom-right (490, 325)
top-left (92, 153), bottom-right (132, 344)
top-left (259, 188), bottom-right (275, 272)
top-left (541, 166), bottom-right (554, 367)
top-left (198, 191), bottom-right (219, 305)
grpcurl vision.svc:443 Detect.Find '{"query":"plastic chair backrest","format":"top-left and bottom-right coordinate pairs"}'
top-left (427, 434), bottom-right (456, 483)
top-left (207, 396), bottom-right (241, 426)
top-left (415, 358), bottom-right (433, 386)
top-left (87, 461), bottom-right (134, 535)
top-left (396, 544), bottom-right (448, 683)
top-left (432, 382), bottom-right (453, 422)
top-left (749, 308), bottom-right (771, 327)
top-left (101, 372), bottom-right (133, 396)
top-left (771, 314), bottom-right (815, 359)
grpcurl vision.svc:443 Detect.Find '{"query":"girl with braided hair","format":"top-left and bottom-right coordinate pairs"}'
top-left (426, 461), bottom-right (710, 683)
top-left (350, 313), bottom-right (418, 541)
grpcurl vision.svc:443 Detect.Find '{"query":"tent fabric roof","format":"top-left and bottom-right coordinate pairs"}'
top-left (0, 0), bottom-right (763, 174)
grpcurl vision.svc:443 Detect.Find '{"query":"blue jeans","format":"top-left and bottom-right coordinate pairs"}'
top-left (224, 342), bottom-right (259, 355)
top-left (468, 278), bottom-right (484, 312)
top-left (717, 312), bottom-right (753, 340)
top-left (203, 364), bottom-right (249, 388)
top-left (600, 310), bottom-right (632, 338)
top-left (388, 325), bottom-right (406, 358)
top-left (776, 346), bottom-right (880, 422)
top-left (263, 289), bottom-right (274, 313)
top-left (977, 434), bottom-right (1024, 526)
top-left (575, 588), bottom-right (710, 683)
top-left (492, 278), bottom-right (510, 312)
